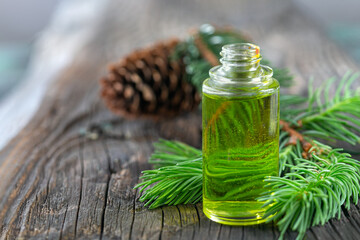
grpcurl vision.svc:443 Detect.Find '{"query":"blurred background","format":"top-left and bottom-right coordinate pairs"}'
top-left (0, 0), bottom-right (60, 100)
top-left (1, 0), bottom-right (359, 102)
top-left (0, 0), bottom-right (359, 149)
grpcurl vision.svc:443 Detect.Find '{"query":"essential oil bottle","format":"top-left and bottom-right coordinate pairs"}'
top-left (202, 43), bottom-right (279, 225)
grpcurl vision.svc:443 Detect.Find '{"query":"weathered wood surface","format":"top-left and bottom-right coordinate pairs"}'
top-left (1, 0), bottom-right (360, 239)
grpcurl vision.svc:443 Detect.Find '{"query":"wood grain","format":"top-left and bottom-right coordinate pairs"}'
top-left (0, 0), bottom-right (359, 239)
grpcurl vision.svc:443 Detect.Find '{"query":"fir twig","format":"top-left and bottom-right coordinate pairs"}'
top-left (149, 139), bottom-right (202, 167)
top-left (134, 140), bottom-right (202, 209)
top-left (172, 24), bottom-right (294, 91)
top-left (281, 72), bottom-right (360, 145)
top-left (301, 72), bottom-right (360, 144)
top-left (259, 142), bottom-right (360, 240)
top-left (135, 72), bottom-right (360, 240)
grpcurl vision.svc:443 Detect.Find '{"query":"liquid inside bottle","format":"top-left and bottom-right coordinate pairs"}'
top-left (202, 43), bottom-right (279, 225)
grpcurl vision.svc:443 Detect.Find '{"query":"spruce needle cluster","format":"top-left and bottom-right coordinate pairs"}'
top-left (135, 68), bottom-right (360, 238)
top-left (135, 140), bottom-right (202, 209)
top-left (172, 24), bottom-right (293, 92)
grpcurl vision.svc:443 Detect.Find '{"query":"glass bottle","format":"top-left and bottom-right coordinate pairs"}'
top-left (202, 43), bottom-right (279, 225)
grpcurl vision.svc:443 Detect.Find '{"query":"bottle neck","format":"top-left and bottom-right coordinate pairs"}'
top-left (210, 43), bottom-right (265, 81)
top-left (220, 43), bottom-right (262, 78)
top-left (203, 43), bottom-right (277, 97)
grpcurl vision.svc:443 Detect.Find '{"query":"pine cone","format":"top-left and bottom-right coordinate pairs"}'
top-left (100, 39), bottom-right (200, 119)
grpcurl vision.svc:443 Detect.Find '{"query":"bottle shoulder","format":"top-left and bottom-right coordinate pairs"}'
top-left (202, 77), bottom-right (279, 98)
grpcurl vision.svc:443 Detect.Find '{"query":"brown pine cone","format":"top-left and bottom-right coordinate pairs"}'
top-left (100, 39), bottom-right (201, 119)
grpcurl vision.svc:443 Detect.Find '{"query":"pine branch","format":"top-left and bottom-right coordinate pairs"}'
top-left (149, 139), bottom-right (202, 167)
top-left (172, 24), bottom-right (294, 91)
top-left (280, 95), bottom-right (308, 125)
top-left (281, 72), bottom-right (360, 145)
top-left (134, 141), bottom-right (202, 209)
top-left (136, 138), bottom-right (360, 239)
top-left (134, 72), bottom-right (360, 239)
top-left (279, 135), bottom-right (299, 175)
top-left (172, 38), bottom-right (212, 93)
top-left (259, 142), bottom-right (360, 240)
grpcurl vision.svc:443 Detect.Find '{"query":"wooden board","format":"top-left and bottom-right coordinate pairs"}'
top-left (0, 0), bottom-right (360, 239)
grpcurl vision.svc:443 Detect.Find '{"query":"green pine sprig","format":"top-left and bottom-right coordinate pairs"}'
top-left (134, 140), bottom-right (202, 209)
top-left (172, 37), bottom-right (212, 93)
top-left (135, 138), bottom-right (360, 239)
top-left (280, 72), bottom-right (360, 145)
top-left (301, 72), bottom-right (360, 145)
top-left (259, 141), bottom-right (360, 240)
top-left (135, 72), bottom-right (360, 239)
top-left (172, 24), bottom-right (294, 91)
top-left (149, 139), bottom-right (202, 167)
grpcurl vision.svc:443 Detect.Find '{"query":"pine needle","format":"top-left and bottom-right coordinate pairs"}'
top-left (135, 138), bottom-right (360, 239)
top-left (134, 140), bottom-right (202, 209)
top-left (135, 72), bottom-right (360, 239)
top-left (259, 142), bottom-right (360, 240)
top-left (281, 72), bottom-right (360, 145)
top-left (172, 24), bottom-right (294, 91)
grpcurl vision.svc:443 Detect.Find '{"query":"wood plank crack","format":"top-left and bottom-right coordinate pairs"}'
top-left (328, 219), bottom-right (345, 239)
top-left (341, 206), bottom-right (360, 235)
top-left (59, 203), bottom-right (69, 240)
top-left (128, 189), bottom-right (137, 240)
top-left (74, 141), bottom-right (84, 238)
top-left (159, 207), bottom-right (164, 240)
top-left (99, 140), bottom-right (112, 240)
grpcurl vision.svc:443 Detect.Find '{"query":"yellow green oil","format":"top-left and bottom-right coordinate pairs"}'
top-left (202, 91), bottom-right (279, 225)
